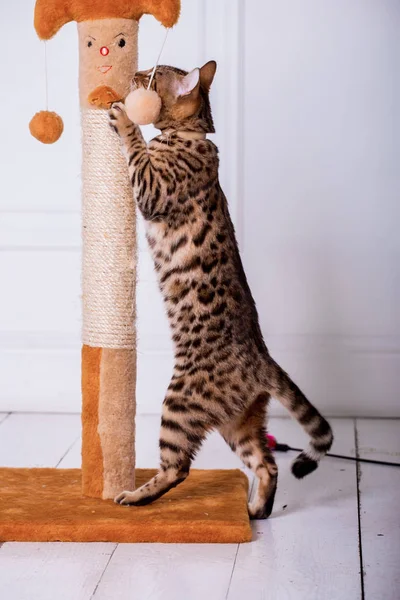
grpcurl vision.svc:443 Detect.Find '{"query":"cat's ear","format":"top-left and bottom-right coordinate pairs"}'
top-left (178, 69), bottom-right (200, 97)
top-left (200, 60), bottom-right (217, 92)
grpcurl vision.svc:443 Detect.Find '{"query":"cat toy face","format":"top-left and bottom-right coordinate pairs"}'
top-left (78, 18), bottom-right (138, 109)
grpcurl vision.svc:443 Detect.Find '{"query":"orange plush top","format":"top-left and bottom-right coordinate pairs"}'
top-left (34, 0), bottom-right (181, 39)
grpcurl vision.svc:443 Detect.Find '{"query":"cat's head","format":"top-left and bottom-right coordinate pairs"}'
top-left (133, 61), bottom-right (217, 133)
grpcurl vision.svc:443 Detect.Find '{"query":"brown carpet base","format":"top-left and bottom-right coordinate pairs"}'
top-left (0, 468), bottom-right (252, 543)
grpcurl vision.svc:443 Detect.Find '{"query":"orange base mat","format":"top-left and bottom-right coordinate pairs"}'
top-left (0, 468), bottom-right (252, 543)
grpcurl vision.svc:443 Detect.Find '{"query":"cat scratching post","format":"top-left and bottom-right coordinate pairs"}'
top-left (33, 0), bottom-right (181, 499)
top-left (0, 0), bottom-right (252, 544)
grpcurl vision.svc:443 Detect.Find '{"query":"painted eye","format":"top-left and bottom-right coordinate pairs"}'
top-left (87, 41), bottom-right (92, 48)
top-left (118, 38), bottom-right (126, 48)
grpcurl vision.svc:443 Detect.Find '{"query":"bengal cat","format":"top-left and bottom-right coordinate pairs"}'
top-left (108, 61), bottom-right (333, 519)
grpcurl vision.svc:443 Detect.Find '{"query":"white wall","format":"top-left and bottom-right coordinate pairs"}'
top-left (0, 0), bottom-right (398, 416)
top-left (242, 0), bottom-right (400, 416)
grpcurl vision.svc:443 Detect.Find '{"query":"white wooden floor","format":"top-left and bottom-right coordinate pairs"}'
top-left (0, 414), bottom-right (399, 600)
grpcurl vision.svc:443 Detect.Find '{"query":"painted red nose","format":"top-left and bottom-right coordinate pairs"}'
top-left (100, 46), bottom-right (109, 56)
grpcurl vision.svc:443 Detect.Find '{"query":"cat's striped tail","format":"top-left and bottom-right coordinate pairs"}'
top-left (268, 360), bottom-right (334, 478)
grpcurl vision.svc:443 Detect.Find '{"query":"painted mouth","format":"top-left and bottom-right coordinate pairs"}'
top-left (98, 65), bottom-right (112, 74)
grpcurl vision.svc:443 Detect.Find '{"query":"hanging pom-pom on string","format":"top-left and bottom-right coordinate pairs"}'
top-left (30, 110), bottom-right (64, 144)
top-left (125, 88), bottom-right (161, 126)
top-left (124, 28), bottom-right (170, 126)
top-left (29, 42), bottom-right (64, 144)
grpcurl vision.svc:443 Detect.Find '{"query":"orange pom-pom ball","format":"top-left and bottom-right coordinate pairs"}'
top-left (125, 88), bottom-right (162, 126)
top-left (29, 111), bottom-right (64, 144)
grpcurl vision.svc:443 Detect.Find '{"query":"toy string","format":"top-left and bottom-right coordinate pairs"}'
top-left (44, 41), bottom-right (49, 110)
top-left (273, 442), bottom-right (400, 467)
top-left (147, 28), bottom-right (170, 90)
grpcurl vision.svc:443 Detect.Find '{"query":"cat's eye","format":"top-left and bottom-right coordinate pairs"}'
top-left (118, 38), bottom-right (126, 48)
top-left (87, 41), bottom-right (92, 48)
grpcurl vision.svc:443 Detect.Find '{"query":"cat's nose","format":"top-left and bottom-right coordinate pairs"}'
top-left (100, 46), bottom-right (109, 56)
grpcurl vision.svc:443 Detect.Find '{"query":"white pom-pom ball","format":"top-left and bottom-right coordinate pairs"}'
top-left (125, 88), bottom-right (162, 126)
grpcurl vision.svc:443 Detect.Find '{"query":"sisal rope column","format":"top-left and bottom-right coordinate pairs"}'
top-left (81, 109), bottom-right (136, 350)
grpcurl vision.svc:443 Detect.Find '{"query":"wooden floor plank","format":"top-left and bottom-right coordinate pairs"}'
top-left (228, 418), bottom-right (362, 600)
top-left (0, 543), bottom-right (116, 600)
top-left (57, 437), bottom-right (81, 468)
top-left (0, 412), bottom-right (10, 425)
top-left (0, 413), bottom-right (80, 468)
top-left (93, 543), bottom-right (238, 600)
top-left (357, 419), bottom-right (400, 600)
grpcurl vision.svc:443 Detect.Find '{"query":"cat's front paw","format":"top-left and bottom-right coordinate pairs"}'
top-left (114, 490), bottom-right (138, 506)
top-left (108, 102), bottom-right (132, 137)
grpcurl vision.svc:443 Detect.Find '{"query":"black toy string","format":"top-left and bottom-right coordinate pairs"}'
top-left (274, 442), bottom-right (400, 468)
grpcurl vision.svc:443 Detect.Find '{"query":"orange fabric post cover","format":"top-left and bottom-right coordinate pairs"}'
top-left (34, 0), bottom-right (181, 39)
top-left (81, 346), bottom-right (104, 498)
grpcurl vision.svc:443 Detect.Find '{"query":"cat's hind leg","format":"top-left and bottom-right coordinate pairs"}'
top-left (219, 393), bottom-right (278, 519)
top-left (115, 393), bottom-right (210, 506)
